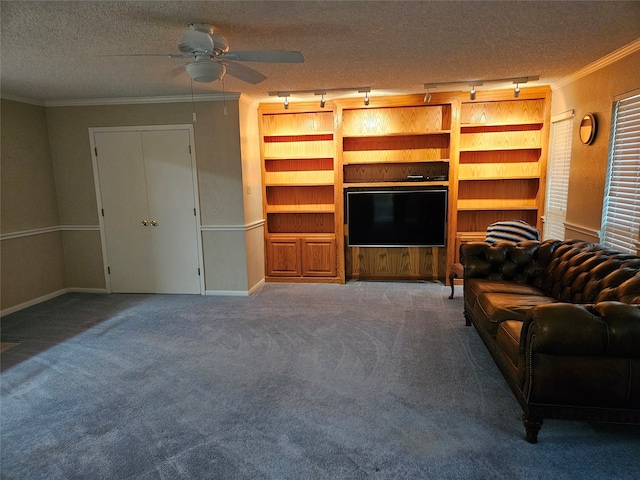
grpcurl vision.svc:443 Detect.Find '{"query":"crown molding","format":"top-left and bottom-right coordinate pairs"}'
top-left (43, 92), bottom-right (241, 107)
top-left (0, 93), bottom-right (46, 106)
top-left (551, 37), bottom-right (640, 90)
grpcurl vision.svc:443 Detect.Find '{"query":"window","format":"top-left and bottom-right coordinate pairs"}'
top-left (543, 111), bottom-right (573, 240)
top-left (601, 90), bottom-right (640, 254)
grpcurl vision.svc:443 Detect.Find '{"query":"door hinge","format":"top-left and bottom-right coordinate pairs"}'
top-left (189, 145), bottom-right (192, 154)
top-left (101, 208), bottom-right (105, 216)
top-left (107, 266), bottom-right (111, 274)
top-left (194, 208), bottom-right (197, 216)
top-left (94, 147), bottom-right (98, 156)
top-left (198, 268), bottom-right (201, 276)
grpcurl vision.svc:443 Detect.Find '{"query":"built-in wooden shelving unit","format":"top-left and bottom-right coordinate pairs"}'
top-left (258, 87), bottom-right (551, 284)
top-left (451, 90), bottom-right (551, 269)
top-left (259, 104), bottom-right (341, 282)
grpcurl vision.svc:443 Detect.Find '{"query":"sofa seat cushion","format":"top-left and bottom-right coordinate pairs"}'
top-left (475, 293), bottom-right (556, 335)
top-left (496, 320), bottom-right (523, 369)
top-left (465, 278), bottom-right (545, 298)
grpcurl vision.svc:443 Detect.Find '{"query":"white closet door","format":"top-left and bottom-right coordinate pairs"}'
top-left (142, 129), bottom-right (201, 294)
top-left (94, 128), bottom-right (201, 294)
top-left (95, 131), bottom-right (156, 293)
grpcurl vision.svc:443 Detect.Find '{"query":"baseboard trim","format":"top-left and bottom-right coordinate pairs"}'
top-left (205, 290), bottom-right (250, 297)
top-left (1, 288), bottom-right (108, 317)
top-left (205, 279), bottom-right (265, 297)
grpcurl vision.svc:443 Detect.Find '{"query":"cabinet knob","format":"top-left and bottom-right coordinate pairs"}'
top-left (141, 220), bottom-right (148, 226)
top-left (150, 220), bottom-right (158, 226)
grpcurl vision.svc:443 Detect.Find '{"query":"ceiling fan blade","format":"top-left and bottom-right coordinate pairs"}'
top-left (222, 61), bottom-right (267, 84)
top-left (223, 50), bottom-right (304, 63)
top-left (103, 54), bottom-right (191, 58)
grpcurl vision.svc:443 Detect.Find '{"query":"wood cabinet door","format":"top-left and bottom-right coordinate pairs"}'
top-left (302, 238), bottom-right (336, 277)
top-left (266, 238), bottom-right (301, 276)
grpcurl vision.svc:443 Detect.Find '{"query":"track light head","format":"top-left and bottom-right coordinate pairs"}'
top-left (424, 91), bottom-right (432, 103)
top-left (363, 92), bottom-right (369, 106)
top-left (283, 97), bottom-right (289, 109)
top-left (470, 87), bottom-right (476, 101)
top-left (320, 95), bottom-right (326, 108)
top-left (514, 84), bottom-right (520, 98)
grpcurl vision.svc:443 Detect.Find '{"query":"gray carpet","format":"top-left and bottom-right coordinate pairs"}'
top-left (1, 281), bottom-right (639, 479)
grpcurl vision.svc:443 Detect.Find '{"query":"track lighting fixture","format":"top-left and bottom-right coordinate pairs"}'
top-left (424, 76), bottom-right (538, 99)
top-left (270, 87), bottom-right (372, 106)
top-left (468, 82), bottom-right (483, 101)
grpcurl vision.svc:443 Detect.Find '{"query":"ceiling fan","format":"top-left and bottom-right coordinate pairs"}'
top-left (160, 23), bottom-right (304, 84)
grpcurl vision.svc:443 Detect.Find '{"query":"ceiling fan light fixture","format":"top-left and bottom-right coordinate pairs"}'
top-left (185, 60), bottom-right (226, 82)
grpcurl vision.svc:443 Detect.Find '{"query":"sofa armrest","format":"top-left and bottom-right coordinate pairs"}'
top-left (521, 301), bottom-right (640, 357)
top-left (518, 301), bottom-right (640, 408)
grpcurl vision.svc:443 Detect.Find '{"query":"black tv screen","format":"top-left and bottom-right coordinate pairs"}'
top-left (347, 189), bottom-right (447, 247)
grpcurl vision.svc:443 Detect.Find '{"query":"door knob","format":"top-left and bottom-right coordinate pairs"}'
top-left (141, 220), bottom-right (148, 226)
top-left (150, 220), bottom-right (158, 226)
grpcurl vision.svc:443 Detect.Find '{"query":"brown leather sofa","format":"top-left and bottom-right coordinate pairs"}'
top-left (460, 239), bottom-right (640, 443)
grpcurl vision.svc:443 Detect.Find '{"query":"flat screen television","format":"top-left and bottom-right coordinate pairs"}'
top-left (346, 189), bottom-right (447, 247)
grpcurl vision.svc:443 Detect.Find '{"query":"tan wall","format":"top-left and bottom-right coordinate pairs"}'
top-left (1, 99), bottom-right (66, 310)
top-left (239, 95), bottom-right (266, 291)
top-left (550, 50), bottom-right (640, 239)
top-left (44, 97), bottom-right (263, 295)
top-left (1, 100), bottom-right (60, 232)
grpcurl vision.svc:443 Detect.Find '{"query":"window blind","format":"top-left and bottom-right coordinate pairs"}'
top-left (601, 91), bottom-right (640, 254)
top-left (543, 115), bottom-right (573, 240)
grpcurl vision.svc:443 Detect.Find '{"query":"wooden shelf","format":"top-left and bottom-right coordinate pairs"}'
top-left (263, 139), bottom-right (334, 158)
top-left (459, 130), bottom-right (541, 151)
top-left (266, 204), bottom-right (335, 213)
top-left (460, 99), bottom-right (545, 125)
top-left (458, 163), bottom-right (540, 180)
top-left (342, 130), bottom-right (450, 138)
top-left (456, 199), bottom-right (538, 210)
top-left (264, 155), bottom-right (334, 161)
top-left (344, 181), bottom-right (449, 188)
top-left (461, 121), bottom-right (543, 128)
top-left (342, 104), bottom-right (451, 136)
top-left (343, 158), bottom-right (448, 165)
top-left (266, 212), bottom-right (335, 234)
top-left (262, 111), bottom-right (334, 136)
top-left (264, 170), bottom-right (334, 186)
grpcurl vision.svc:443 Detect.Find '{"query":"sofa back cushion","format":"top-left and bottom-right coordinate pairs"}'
top-left (462, 240), bottom-right (557, 284)
top-left (542, 240), bottom-right (640, 303)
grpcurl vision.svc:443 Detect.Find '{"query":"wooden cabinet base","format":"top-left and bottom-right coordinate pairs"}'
top-left (345, 246), bottom-right (447, 282)
top-left (266, 235), bottom-right (339, 281)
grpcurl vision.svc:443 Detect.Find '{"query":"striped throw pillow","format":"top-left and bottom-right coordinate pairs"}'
top-left (484, 220), bottom-right (540, 244)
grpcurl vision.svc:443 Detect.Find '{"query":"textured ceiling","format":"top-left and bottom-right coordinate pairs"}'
top-left (2, 1), bottom-right (640, 104)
